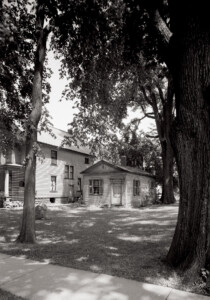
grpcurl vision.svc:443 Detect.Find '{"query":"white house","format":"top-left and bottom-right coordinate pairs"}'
top-left (81, 159), bottom-right (156, 208)
top-left (0, 127), bottom-right (92, 204)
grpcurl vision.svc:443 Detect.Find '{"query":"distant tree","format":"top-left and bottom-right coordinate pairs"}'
top-left (119, 122), bottom-right (144, 168)
top-left (67, 102), bottom-right (121, 164)
top-left (133, 61), bottom-right (176, 204)
top-left (119, 122), bottom-right (163, 183)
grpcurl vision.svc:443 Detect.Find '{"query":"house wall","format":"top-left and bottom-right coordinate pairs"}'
top-left (125, 174), bottom-right (156, 208)
top-left (0, 148), bottom-right (25, 201)
top-left (35, 143), bottom-right (91, 204)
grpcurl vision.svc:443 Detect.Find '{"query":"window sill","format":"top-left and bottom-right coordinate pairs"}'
top-left (51, 164), bottom-right (57, 166)
top-left (50, 191), bottom-right (57, 193)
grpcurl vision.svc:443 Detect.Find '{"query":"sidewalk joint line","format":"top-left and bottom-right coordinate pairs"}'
top-left (165, 289), bottom-right (173, 300)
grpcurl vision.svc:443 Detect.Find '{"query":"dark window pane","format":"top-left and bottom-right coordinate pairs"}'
top-left (51, 150), bottom-right (57, 165)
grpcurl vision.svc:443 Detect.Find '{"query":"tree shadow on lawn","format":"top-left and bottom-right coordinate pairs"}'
top-left (0, 205), bottom-right (185, 291)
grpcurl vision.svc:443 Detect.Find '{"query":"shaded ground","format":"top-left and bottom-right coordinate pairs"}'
top-left (0, 288), bottom-right (25, 300)
top-left (0, 204), bottom-right (206, 296)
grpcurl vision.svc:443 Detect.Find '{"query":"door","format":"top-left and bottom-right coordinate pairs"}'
top-left (112, 182), bottom-right (122, 205)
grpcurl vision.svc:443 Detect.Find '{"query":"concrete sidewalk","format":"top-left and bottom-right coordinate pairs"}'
top-left (0, 253), bottom-right (209, 300)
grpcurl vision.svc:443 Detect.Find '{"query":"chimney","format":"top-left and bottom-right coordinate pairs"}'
top-left (120, 155), bottom-right (127, 166)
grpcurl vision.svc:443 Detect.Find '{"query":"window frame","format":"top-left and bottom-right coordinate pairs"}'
top-left (89, 179), bottom-right (103, 195)
top-left (64, 165), bottom-right (70, 179)
top-left (51, 176), bottom-right (57, 192)
top-left (70, 165), bottom-right (74, 179)
top-left (51, 150), bottom-right (57, 166)
top-left (133, 180), bottom-right (140, 196)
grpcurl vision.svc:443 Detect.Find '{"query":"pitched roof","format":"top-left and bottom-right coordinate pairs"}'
top-left (37, 127), bottom-right (91, 155)
top-left (81, 159), bottom-right (154, 177)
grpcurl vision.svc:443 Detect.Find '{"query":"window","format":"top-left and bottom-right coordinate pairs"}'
top-left (133, 180), bottom-right (140, 196)
top-left (64, 165), bottom-right (74, 179)
top-left (51, 176), bottom-right (57, 191)
top-left (89, 179), bottom-right (103, 195)
top-left (85, 157), bottom-right (90, 164)
top-left (51, 150), bottom-right (57, 165)
top-left (64, 165), bottom-right (70, 179)
top-left (70, 166), bottom-right (74, 179)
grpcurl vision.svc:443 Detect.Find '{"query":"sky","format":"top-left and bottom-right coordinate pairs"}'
top-left (45, 51), bottom-right (76, 131)
top-left (46, 51), bottom-right (155, 133)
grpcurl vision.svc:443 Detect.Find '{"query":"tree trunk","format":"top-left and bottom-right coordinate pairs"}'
top-left (167, 6), bottom-right (210, 274)
top-left (160, 77), bottom-right (175, 204)
top-left (151, 76), bottom-right (176, 204)
top-left (160, 139), bottom-right (175, 204)
top-left (17, 2), bottom-right (49, 243)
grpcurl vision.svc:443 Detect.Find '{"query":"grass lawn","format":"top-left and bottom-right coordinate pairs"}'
top-left (0, 288), bottom-right (25, 300)
top-left (0, 204), bottom-right (207, 296)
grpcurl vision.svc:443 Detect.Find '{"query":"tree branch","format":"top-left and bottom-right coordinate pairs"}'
top-left (154, 9), bottom-right (172, 44)
top-left (156, 83), bottom-right (165, 107)
top-left (146, 134), bottom-right (159, 139)
top-left (145, 113), bottom-right (155, 119)
top-left (140, 86), bottom-right (153, 106)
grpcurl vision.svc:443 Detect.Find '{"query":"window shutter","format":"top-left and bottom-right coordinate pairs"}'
top-left (89, 180), bottom-right (93, 195)
top-left (133, 180), bottom-right (136, 196)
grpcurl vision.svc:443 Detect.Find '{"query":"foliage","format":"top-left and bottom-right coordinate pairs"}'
top-left (0, 0), bottom-right (52, 152)
top-left (119, 123), bottom-right (162, 181)
top-left (0, 1), bottom-right (33, 134)
top-left (66, 101), bottom-right (121, 163)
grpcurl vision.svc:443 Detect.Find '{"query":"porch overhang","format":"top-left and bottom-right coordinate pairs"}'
top-left (0, 164), bottom-right (23, 170)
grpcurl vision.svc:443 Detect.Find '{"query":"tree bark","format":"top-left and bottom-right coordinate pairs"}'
top-left (166, 5), bottom-right (210, 274)
top-left (160, 77), bottom-right (176, 204)
top-left (160, 139), bottom-right (175, 204)
top-left (17, 1), bottom-right (49, 243)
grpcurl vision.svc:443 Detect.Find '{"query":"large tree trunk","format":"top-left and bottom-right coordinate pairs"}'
top-left (167, 5), bottom-right (210, 274)
top-left (17, 2), bottom-right (49, 243)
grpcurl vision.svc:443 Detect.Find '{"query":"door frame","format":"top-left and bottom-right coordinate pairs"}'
top-left (110, 178), bottom-right (124, 206)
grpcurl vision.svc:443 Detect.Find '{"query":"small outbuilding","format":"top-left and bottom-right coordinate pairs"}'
top-left (81, 160), bottom-right (156, 208)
